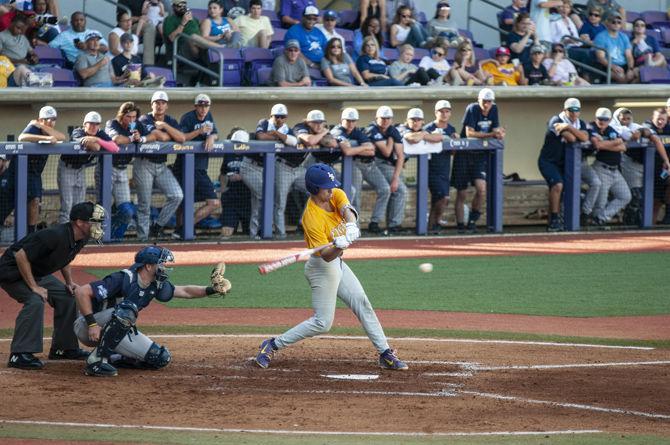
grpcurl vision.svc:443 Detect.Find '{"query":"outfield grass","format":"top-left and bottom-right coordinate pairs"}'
top-left (89, 252), bottom-right (670, 317)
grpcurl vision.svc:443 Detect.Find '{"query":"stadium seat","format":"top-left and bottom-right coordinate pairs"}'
top-left (270, 27), bottom-right (286, 49)
top-left (33, 45), bottom-right (65, 67)
top-left (189, 8), bottom-right (208, 21)
top-left (256, 66), bottom-right (273, 86)
top-left (626, 11), bottom-right (641, 23)
top-left (639, 65), bottom-right (670, 83)
top-left (338, 10), bottom-right (357, 28)
top-left (446, 47), bottom-right (457, 62)
top-left (36, 66), bottom-right (78, 87)
top-left (143, 66), bottom-right (177, 87)
top-left (336, 28), bottom-right (354, 46)
top-left (412, 47), bottom-right (430, 64)
top-left (459, 28), bottom-right (476, 45)
top-left (416, 11), bottom-right (427, 26)
top-left (208, 48), bottom-right (243, 86)
top-left (309, 67), bottom-right (328, 86)
top-left (243, 47), bottom-right (274, 85)
top-left (641, 10), bottom-right (668, 26)
top-left (474, 47), bottom-right (490, 62)
top-left (380, 47), bottom-right (398, 62)
top-left (262, 9), bottom-right (280, 27)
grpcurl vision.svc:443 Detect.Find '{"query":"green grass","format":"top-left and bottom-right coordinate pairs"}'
top-left (88, 252), bottom-right (670, 317)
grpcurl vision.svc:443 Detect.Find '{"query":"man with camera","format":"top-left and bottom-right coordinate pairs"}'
top-left (48, 11), bottom-right (108, 68)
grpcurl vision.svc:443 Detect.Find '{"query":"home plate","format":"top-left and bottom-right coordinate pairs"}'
top-left (322, 374), bottom-right (380, 380)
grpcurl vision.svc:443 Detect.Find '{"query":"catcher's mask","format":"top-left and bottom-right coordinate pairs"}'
top-left (70, 202), bottom-right (106, 243)
top-left (134, 246), bottom-right (174, 288)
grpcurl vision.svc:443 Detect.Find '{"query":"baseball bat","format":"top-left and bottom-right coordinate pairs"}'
top-left (258, 243), bottom-right (332, 275)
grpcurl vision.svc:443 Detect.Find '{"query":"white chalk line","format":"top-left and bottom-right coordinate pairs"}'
top-left (475, 360), bottom-right (670, 371)
top-left (0, 419), bottom-right (602, 437)
top-left (0, 334), bottom-right (655, 350)
top-left (460, 390), bottom-right (670, 420)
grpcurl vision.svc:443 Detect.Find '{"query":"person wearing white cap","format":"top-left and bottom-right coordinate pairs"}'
top-left (587, 107), bottom-right (631, 225)
top-left (280, 0), bottom-right (317, 28)
top-left (245, 103), bottom-right (298, 239)
top-left (135, 91), bottom-right (186, 241)
top-left (1, 106), bottom-right (68, 234)
top-left (453, 88), bottom-right (505, 234)
top-left (74, 30), bottom-right (114, 87)
top-left (57, 112), bottom-right (119, 225)
top-left (312, 108), bottom-right (374, 170)
top-left (424, 100), bottom-right (459, 233)
top-left (537, 98), bottom-right (590, 232)
top-left (361, 105), bottom-right (406, 234)
top-left (270, 39), bottom-right (312, 87)
top-left (284, 5), bottom-right (328, 68)
top-left (171, 94), bottom-right (220, 237)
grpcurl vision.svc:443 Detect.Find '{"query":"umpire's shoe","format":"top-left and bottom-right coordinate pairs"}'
top-left (379, 349), bottom-right (409, 371)
top-left (8, 353), bottom-right (44, 370)
top-left (254, 338), bottom-right (278, 369)
top-left (48, 348), bottom-right (90, 360)
top-left (85, 360), bottom-right (118, 377)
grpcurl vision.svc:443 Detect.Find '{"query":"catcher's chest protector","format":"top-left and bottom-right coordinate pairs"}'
top-left (118, 269), bottom-right (175, 310)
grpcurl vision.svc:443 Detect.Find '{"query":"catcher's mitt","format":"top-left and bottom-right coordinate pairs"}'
top-left (210, 262), bottom-right (231, 296)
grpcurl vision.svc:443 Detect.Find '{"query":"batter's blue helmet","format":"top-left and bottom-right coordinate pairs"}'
top-left (305, 163), bottom-right (341, 195)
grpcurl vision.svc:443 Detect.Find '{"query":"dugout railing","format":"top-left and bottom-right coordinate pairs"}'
top-left (0, 138), bottom-right (504, 242)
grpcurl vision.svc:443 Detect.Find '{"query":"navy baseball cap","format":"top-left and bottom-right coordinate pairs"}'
top-left (323, 10), bottom-right (338, 20)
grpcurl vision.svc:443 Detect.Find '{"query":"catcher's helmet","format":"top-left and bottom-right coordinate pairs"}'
top-left (133, 246), bottom-right (174, 287)
top-left (305, 163), bottom-right (341, 195)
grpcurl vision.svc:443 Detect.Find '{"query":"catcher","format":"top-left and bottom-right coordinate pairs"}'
top-left (73, 245), bottom-right (230, 377)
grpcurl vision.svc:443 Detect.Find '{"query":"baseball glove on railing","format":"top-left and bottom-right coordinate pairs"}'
top-left (210, 262), bottom-right (231, 296)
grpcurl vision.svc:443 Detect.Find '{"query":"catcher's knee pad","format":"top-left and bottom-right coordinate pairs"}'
top-left (143, 342), bottom-right (171, 369)
top-left (98, 301), bottom-right (139, 358)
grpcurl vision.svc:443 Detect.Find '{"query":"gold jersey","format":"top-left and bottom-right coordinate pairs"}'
top-left (302, 188), bottom-right (350, 250)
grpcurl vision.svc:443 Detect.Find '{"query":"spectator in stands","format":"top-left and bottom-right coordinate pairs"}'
top-left (389, 5), bottom-right (428, 49)
top-left (321, 37), bottom-right (367, 86)
top-left (219, 128), bottom-right (251, 239)
top-left (222, 0), bottom-right (250, 20)
top-left (104, 102), bottom-right (155, 240)
top-left (352, 0), bottom-right (387, 34)
top-left (449, 41), bottom-right (492, 86)
top-left (111, 33), bottom-right (165, 88)
top-left (454, 88), bottom-right (505, 233)
top-left (643, 108), bottom-right (670, 224)
top-left (588, 107), bottom-right (631, 226)
top-left (0, 54), bottom-right (31, 87)
top-left (543, 42), bottom-right (590, 85)
top-left (164, 0), bottom-right (221, 60)
top-left (481, 46), bottom-right (526, 86)
top-left (58, 112), bottom-right (117, 225)
top-left (32, 0), bottom-right (59, 23)
top-left (234, 0), bottom-right (273, 49)
top-left (49, 11), bottom-right (108, 68)
top-left (0, 106), bottom-right (66, 234)
top-left (109, 11), bottom-right (139, 57)
top-left (141, 0), bottom-right (166, 35)
top-left (315, 10), bottom-right (345, 49)
top-left (585, 0), bottom-right (625, 22)
top-left (593, 11), bottom-right (639, 84)
top-left (31, 22), bottom-right (59, 47)
top-left (353, 16), bottom-right (383, 59)
top-left (75, 31), bottom-right (114, 88)
top-left (506, 13), bottom-right (536, 66)
top-left (117, 0), bottom-right (157, 66)
top-left (173, 94), bottom-right (220, 236)
top-left (426, 2), bottom-right (460, 48)
top-left (285, 5), bottom-right (327, 69)
top-left (500, 0), bottom-right (529, 33)
top-left (537, 98), bottom-right (589, 232)
top-left (418, 45), bottom-right (451, 84)
top-left (630, 19), bottom-right (667, 68)
top-left (245, 103), bottom-right (298, 239)
top-left (530, 0), bottom-right (563, 43)
top-left (270, 39), bottom-right (311, 86)
top-left (425, 100), bottom-right (458, 233)
top-left (136, 91), bottom-right (185, 241)
top-left (549, 0), bottom-right (580, 45)
top-left (356, 35), bottom-right (403, 86)
top-left (385, 0), bottom-right (418, 28)
top-left (0, 15), bottom-right (38, 67)
top-left (523, 44), bottom-right (550, 85)
top-left (389, 43), bottom-right (439, 85)
top-left (201, 0), bottom-right (242, 48)
top-left (579, 5), bottom-right (605, 45)
top-left (280, 0), bottom-right (315, 28)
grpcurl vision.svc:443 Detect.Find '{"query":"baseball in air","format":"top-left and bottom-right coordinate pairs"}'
top-left (419, 263), bottom-right (433, 273)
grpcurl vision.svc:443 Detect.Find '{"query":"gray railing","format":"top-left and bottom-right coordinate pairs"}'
top-left (171, 34), bottom-right (226, 87)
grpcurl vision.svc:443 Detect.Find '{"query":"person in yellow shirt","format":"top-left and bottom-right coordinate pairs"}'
top-left (234, 0), bottom-right (274, 48)
top-left (481, 46), bottom-right (527, 86)
top-left (254, 163), bottom-right (408, 371)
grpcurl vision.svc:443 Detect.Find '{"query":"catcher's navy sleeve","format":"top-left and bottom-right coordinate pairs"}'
top-left (90, 271), bottom-right (126, 305)
top-left (155, 282), bottom-right (175, 303)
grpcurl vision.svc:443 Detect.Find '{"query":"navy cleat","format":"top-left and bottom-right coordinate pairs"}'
top-left (379, 348), bottom-right (408, 371)
top-left (255, 338), bottom-right (277, 368)
top-left (8, 353), bottom-right (44, 370)
top-left (85, 360), bottom-right (118, 377)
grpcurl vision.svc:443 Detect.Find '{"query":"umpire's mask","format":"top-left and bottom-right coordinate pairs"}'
top-left (88, 204), bottom-right (106, 242)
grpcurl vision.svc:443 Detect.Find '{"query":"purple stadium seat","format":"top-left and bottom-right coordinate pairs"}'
top-left (412, 47), bottom-right (430, 64)
top-left (262, 9), bottom-right (280, 27)
top-left (143, 66), bottom-right (177, 87)
top-left (190, 8), bottom-right (208, 21)
top-left (661, 28), bottom-right (670, 46)
top-left (338, 10), bottom-right (356, 28)
top-left (640, 66), bottom-right (670, 83)
top-left (459, 28), bottom-right (475, 44)
top-left (336, 28), bottom-right (354, 45)
top-left (446, 47), bottom-right (457, 62)
top-left (416, 11), bottom-right (427, 26)
top-left (626, 11), bottom-right (641, 24)
top-left (270, 46), bottom-right (284, 58)
top-left (381, 47), bottom-right (398, 62)
top-left (33, 45), bottom-right (65, 67)
top-left (473, 47), bottom-right (490, 62)
top-left (270, 27), bottom-right (286, 49)
top-left (309, 67), bottom-right (328, 86)
top-left (243, 47), bottom-right (274, 85)
top-left (641, 10), bottom-right (668, 26)
top-left (36, 66), bottom-right (78, 87)
top-left (256, 66), bottom-right (273, 86)
top-left (208, 48), bottom-right (243, 86)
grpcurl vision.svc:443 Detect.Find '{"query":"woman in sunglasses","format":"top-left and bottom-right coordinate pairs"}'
top-left (449, 41), bottom-right (492, 86)
top-left (353, 16), bottom-right (384, 59)
top-left (542, 42), bottom-right (589, 85)
top-left (630, 18), bottom-right (667, 68)
top-left (389, 5), bottom-right (428, 48)
top-left (418, 44), bottom-right (452, 84)
top-left (355, 35), bottom-right (403, 86)
top-left (578, 5), bottom-right (605, 45)
top-left (585, 0), bottom-right (626, 24)
top-left (322, 37), bottom-right (367, 86)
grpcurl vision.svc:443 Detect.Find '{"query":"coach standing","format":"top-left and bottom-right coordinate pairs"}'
top-left (0, 202), bottom-right (105, 370)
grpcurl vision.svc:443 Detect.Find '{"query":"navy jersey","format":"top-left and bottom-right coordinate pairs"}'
top-left (105, 119), bottom-right (150, 167)
top-left (89, 267), bottom-right (175, 314)
top-left (539, 114), bottom-right (587, 165)
top-left (252, 118), bottom-right (294, 164)
top-left (424, 122), bottom-right (456, 137)
top-left (138, 113), bottom-right (181, 163)
top-left (314, 125), bottom-right (371, 164)
top-left (274, 122), bottom-right (308, 167)
top-left (364, 122), bottom-right (402, 163)
top-left (588, 123), bottom-right (622, 166)
top-left (176, 110), bottom-right (219, 171)
top-left (644, 119), bottom-right (670, 159)
top-left (21, 124), bottom-right (49, 174)
top-left (460, 103), bottom-right (500, 138)
top-left (62, 127), bottom-right (112, 169)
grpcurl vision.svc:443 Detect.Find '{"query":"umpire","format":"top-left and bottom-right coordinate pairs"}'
top-left (0, 201), bottom-right (105, 370)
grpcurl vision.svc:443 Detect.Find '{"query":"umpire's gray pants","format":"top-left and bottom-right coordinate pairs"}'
top-left (592, 161), bottom-right (632, 221)
top-left (375, 159), bottom-right (407, 228)
top-left (621, 154), bottom-right (643, 189)
top-left (2, 275), bottom-right (79, 354)
top-left (133, 158), bottom-right (184, 240)
top-left (274, 161), bottom-right (306, 236)
top-left (74, 307), bottom-right (154, 361)
top-left (95, 164), bottom-right (132, 205)
top-left (274, 255), bottom-right (389, 353)
top-left (239, 157), bottom-right (264, 237)
top-left (581, 162), bottom-right (602, 216)
top-left (57, 160), bottom-right (87, 224)
top-left (353, 159), bottom-right (390, 224)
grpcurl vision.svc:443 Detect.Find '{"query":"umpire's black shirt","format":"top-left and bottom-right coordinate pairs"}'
top-left (0, 223), bottom-right (87, 284)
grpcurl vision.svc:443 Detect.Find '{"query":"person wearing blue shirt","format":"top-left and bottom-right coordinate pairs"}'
top-left (48, 11), bottom-right (109, 67)
top-left (280, 0), bottom-right (316, 28)
top-left (284, 5), bottom-right (327, 67)
top-left (592, 11), bottom-right (638, 83)
top-left (500, 0), bottom-right (529, 33)
top-left (356, 35), bottom-right (403, 86)
top-left (453, 88), bottom-right (505, 234)
top-left (578, 5), bottom-right (606, 44)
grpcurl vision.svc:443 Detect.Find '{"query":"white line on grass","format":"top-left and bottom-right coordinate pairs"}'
top-left (475, 360), bottom-right (670, 371)
top-left (460, 390), bottom-right (670, 420)
top-left (0, 419), bottom-right (602, 437)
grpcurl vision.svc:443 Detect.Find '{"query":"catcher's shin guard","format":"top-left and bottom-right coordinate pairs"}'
top-left (97, 301), bottom-right (139, 359)
top-left (142, 343), bottom-right (172, 369)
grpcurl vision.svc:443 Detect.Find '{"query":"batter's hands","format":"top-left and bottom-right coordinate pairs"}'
top-left (334, 235), bottom-right (350, 250)
top-left (31, 285), bottom-right (48, 302)
top-left (345, 222), bottom-right (360, 243)
top-left (88, 325), bottom-right (101, 342)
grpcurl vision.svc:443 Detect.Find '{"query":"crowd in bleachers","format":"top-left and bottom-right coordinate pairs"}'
top-left (1, 0), bottom-right (670, 87)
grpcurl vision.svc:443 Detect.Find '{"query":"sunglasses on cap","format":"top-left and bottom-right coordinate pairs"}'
top-left (597, 117), bottom-right (611, 121)
top-left (273, 114), bottom-right (287, 119)
top-left (567, 107), bottom-right (580, 112)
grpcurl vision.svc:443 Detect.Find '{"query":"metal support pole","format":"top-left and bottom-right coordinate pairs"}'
top-left (487, 148), bottom-right (504, 233)
top-left (13, 155), bottom-right (28, 241)
top-left (261, 153), bottom-right (276, 239)
top-left (415, 154), bottom-right (428, 235)
top-left (182, 154), bottom-right (195, 240)
top-left (100, 155), bottom-right (113, 242)
top-left (341, 155), bottom-right (353, 199)
top-left (564, 144), bottom-right (582, 231)
top-left (641, 145), bottom-right (655, 228)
